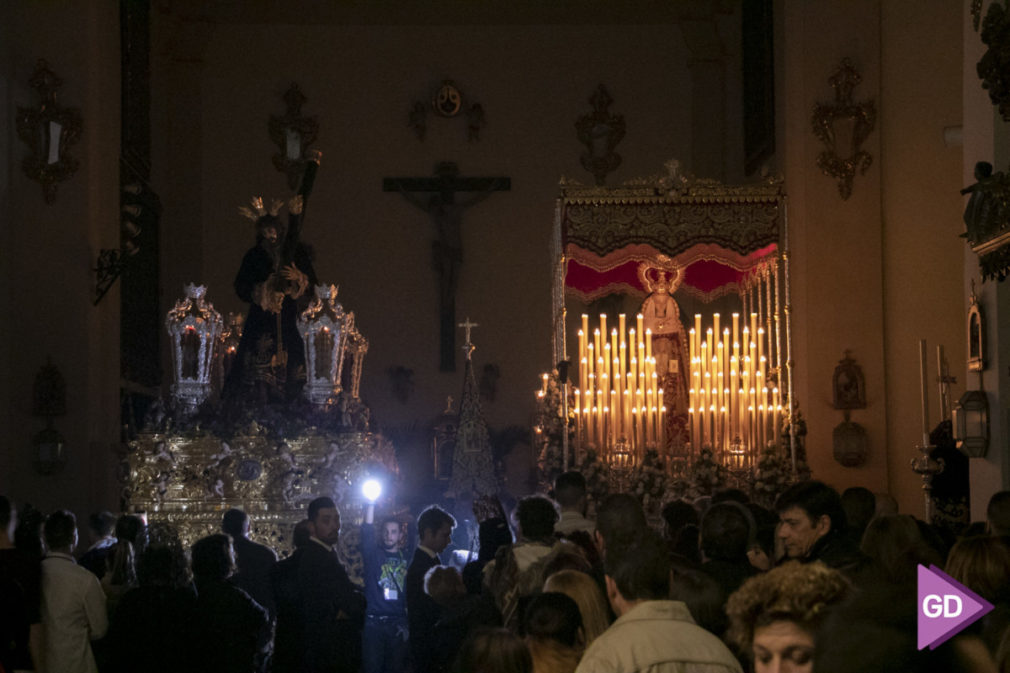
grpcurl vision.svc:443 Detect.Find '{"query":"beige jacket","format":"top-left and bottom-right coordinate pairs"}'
top-left (575, 600), bottom-right (742, 673)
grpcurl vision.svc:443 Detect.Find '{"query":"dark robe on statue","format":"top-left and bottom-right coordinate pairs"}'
top-left (225, 237), bottom-right (317, 402)
top-left (224, 161), bottom-right (319, 403)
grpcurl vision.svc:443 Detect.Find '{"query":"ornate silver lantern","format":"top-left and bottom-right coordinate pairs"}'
top-left (215, 312), bottom-right (244, 393)
top-left (298, 284), bottom-right (350, 406)
top-left (165, 284), bottom-right (222, 411)
top-left (341, 326), bottom-right (369, 400)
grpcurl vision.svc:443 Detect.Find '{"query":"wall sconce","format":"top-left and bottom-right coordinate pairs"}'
top-left (575, 84), bottom-right (626, 186)
top-left (269, 83), bottom-right (319, 190)
top-left (952, 389), bottom-right (990, 457)
top-left (811, 59), bottom-right (876, 200)
top-left (16, 59), bottom-right (82, 203)
top-left (32, 358), bottom-right (67, 475)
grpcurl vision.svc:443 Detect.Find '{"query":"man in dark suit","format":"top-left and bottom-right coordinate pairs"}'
top-left (270, 520), bottom-right (311, 673)
top-left (298, 497), bottom-right (365, 673)
top-left (222, 509), bottom-right (277, 620)
top-left (405, 505), bottom-right (455, 673)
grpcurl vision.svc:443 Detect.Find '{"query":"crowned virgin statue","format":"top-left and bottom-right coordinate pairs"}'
top-left (638, 256), bottom-right (690, 453)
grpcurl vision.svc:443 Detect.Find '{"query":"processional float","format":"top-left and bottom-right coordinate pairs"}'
top-left (538, 161), bottom-right (800, 499)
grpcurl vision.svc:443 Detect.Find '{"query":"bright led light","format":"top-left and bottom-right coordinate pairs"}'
top-left (362, 479), bottom-right (382, 502)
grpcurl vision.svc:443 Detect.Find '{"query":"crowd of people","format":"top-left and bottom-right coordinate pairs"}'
top-left (2, 477), bottom-right (1010, 673)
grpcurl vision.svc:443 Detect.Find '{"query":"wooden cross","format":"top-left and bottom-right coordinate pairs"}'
top-left (458, 317), bottom-right (479, 361)
top-left (384, 162), bottom-right (510, 371)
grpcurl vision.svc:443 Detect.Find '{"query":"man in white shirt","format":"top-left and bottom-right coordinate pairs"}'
top-left (576, 531), bottom-right (742, 673)
top-left (553, 471), bottom-right (595, 536)
top-left (40, 510), bottom-right (108, 673)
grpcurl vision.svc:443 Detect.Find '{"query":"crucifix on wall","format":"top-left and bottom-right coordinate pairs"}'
top-left (384, 162), bottom-right (510, 371)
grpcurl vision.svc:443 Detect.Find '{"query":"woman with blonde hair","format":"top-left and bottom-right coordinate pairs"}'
top-left (543, 569), bottom-right (611, 646)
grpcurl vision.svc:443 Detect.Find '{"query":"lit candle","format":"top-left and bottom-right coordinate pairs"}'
top-left (659, 404), bottom-right (666, 450)
top-left (732, 313), bottom-right (739, 354)
top-left (624, 389), bottom-right (632, 441)
top-left (611, 391), bottom-right (618, 442)
top-left (603, 344), bottom-right (612, 402)
top-left (730, 364), bottom-right (738, 440)
top-left (919, 339), bottom-right (929, 446)
top-left (629, 329), bottom-right (637, 384)
top-left (645, 329), bottom-right (653, 362)
top-left (632, 407), bottom-right (639, 451)
top-left (637, 313), bottom-right (645, 340)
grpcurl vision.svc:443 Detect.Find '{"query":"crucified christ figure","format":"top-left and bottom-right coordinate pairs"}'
top-left (385, 162), bottom-right (509, 370)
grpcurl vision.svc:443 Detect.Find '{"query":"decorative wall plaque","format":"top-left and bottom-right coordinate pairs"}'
top-left (832, 350), bottom-right (866, 410)
top-left (409, 79), bottom-right (486, 142)
top-left (833, 419), bottom-right (869, 467)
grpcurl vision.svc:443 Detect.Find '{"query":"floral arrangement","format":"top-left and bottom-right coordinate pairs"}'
top-left (690, 446), bottom-right (723, 496)
top-left (752, 442), bottom-right (791, 508)
top-left (630, 449), bottom-right (671, 513)
top-left (533, 370), bottom-right (576, 490)
top-left (575, 449), bottom-right (611, 513)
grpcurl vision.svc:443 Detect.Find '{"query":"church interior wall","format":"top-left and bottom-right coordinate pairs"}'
top-left (779, 0), bottom-right (970, 517)
top-left (779, 0), bottom-right (889, 499)
top-left (879, 2), bottom-right (965, 517)
top-left (2, 0), bottom-right (1004, 524)
top-left (153, 21), bottom-right (700, 445)
top-left (1, 1), bottom-right (122, 518)
top-left (962, 0), bottom-right (1010, 517)
top-left (0, 1), bottom-right (14, 499)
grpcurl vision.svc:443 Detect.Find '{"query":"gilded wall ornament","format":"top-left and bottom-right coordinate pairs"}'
top-left (978, 1), bottom-right (1010, 121)
top-left (16, 60), bottom-right (82, 203)
top-left (269, 84), bottom-right (319, 190)
top-left (409, 79), bottom-right (486, 142)
top-left (575, 85), bottom-right (626, 186)
top-left (811, 59), bottom-right (876, 200)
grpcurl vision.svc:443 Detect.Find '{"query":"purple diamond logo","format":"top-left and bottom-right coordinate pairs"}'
top-left (918, 564), bottom-right (994, 650)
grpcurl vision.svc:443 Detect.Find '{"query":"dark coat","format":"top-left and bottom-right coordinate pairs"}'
top-left (270, 550), bottom-right (303, 673)
top-left (105, 584), bottom-right (198, 673)
top-left (804, 530), bottom-right (865, 574)
top-left (406, 549), bottom-right (441, 673)
top-left (191, 579), bottom-right (270, 673)
top-left (297, 541), bottom-right (365, 673)
top-left (231, 536), bottom-right (278, 620)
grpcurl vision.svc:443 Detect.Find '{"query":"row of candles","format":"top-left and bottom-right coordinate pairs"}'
top-left (557, 313), bottom-right (666, 454)
top-left (689, 312), bottom-right (783, 454)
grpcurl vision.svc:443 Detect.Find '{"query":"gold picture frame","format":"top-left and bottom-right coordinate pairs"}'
top-left (968, 282), bottom-right (985, 372)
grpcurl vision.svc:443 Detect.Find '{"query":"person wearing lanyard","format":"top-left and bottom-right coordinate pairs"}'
top-left (360, 503), bottom-right (411, 673)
